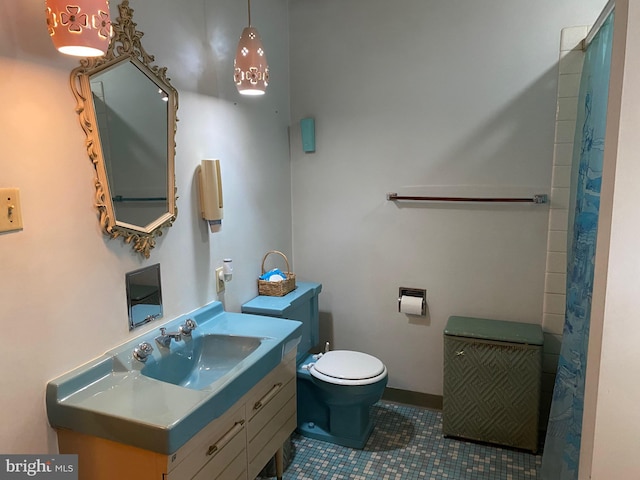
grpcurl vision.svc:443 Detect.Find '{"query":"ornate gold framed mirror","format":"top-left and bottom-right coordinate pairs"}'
top-left (71, 0), bottom-right (178, 258)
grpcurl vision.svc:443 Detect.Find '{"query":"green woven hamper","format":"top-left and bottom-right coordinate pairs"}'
top-left (443, 316), bottom-right (543, 453)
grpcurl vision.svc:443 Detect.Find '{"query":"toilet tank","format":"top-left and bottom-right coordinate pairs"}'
top-left (241, 282), bottom-right (322, 364)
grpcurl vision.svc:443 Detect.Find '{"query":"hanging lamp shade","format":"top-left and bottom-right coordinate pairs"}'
top-left (46, 0), bottom-right (112, 57)
top-left (234, 1), bottom-right (269, 95)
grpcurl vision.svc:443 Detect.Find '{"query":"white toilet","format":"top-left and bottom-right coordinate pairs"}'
top-left (242, 282), bottom-right (388, 448)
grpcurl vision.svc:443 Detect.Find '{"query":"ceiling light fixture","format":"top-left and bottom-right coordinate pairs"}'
top-left (46, 0), bottom-right (112, 57)
top-left (233, 0), bottom-right (269, 96)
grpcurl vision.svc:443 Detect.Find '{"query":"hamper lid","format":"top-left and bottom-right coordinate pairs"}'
top-left (444, 316), bottom-right (543, 345)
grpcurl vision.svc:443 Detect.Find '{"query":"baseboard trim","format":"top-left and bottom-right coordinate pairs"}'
top-left (382, 388), bottom-right (443, 410)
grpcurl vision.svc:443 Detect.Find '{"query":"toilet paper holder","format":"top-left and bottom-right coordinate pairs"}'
top-left (398, 287), bottom-right (426, 316)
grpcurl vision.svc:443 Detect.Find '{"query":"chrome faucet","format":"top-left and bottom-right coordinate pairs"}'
top-left (155, 319), bottom-right (197, 348)
top-left (180, 318), bottom-right (197, 336)
top-left (132, 342), bottom-right (154, 362)
top-left (155, 327), bottom-right (183, 348)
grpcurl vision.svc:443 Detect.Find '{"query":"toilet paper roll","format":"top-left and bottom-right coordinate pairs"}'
top-left (400, 295), bottom-right (423, 315)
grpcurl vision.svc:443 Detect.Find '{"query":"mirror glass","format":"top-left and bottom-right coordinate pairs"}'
top-left (90, 61), bottom-right (169, 227)
top-left (71, 0), bottom-right (178, 258)
top-left (126, 263), bottom-right (163, 330)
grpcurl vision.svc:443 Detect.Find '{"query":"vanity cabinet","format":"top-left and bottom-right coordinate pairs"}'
top-left (55, 350), bottom-right (297, 480)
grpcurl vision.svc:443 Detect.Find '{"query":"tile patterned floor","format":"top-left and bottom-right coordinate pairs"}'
top-left (281, 401), bottom-right (541, 480)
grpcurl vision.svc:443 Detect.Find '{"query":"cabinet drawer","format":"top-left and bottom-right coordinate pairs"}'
top-left (247, 377), bottom-right (295, 442)
top-left (167, 403), bottom-right (246, 480)
top-left (191, 436), bottom-right (246, 480)
top-left (246, 354), bottom-right (296, 422)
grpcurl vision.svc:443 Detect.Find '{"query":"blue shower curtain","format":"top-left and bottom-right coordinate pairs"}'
top-left (541, 11), bottom-right (614, 480)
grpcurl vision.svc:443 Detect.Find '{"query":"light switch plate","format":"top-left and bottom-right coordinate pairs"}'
top-left (215, 267), bottom-right (225, 293)
top-left (0, 188), bottom-right (23, 233)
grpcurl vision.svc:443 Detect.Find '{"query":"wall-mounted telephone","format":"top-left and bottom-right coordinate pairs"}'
top-left (197, 159), bottom-right (223, 232)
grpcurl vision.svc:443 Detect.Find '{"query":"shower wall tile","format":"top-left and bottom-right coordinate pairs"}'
top-left (543, 352), bottom-right (561, 373)
top-left (542, 349), bottom-right (561, 428)
top-left (559, 50), bottom-right (585, 74)
top-left (547, 230), bottom-right (568, 252)
top-left (552, 165), bottom-right (572, 187)
top-left (546, 251), bottom-right (567, 273)
top-left (542, 25), bottom-right (586, 428)
top-left (557, 96), bottom-right (579, 121)
top-left (558, 73), bottom-right (581, 97)
top-left (553, 142), bottom-right (574, 165)
top-left (543, 332), bottom-right (563, 355)
top-left (543, 313), bottom-right (565, 335)
top-left (555, 120), bottom-right (578, 143)
top-left (543, 330), bottom-right (562, 422)
top-left (545, 272), bottom-right (567, 294)
top-left (544, 293), bottom-right (567, 315)
top-left (549, 208), bottom-right (569, 230)
top-left (551, 187), bottom-right (570, 209)
top-left (560, 26), bottom-right (589, 51)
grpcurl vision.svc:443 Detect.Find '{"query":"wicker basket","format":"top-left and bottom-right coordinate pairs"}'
top-left (258, 250), bottom-right (296, 297)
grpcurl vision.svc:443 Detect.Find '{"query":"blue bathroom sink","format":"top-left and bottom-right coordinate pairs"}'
top-left (46, 302), bottom-right (302, 454)
top-left (141, 334), bottom-right (266, 390)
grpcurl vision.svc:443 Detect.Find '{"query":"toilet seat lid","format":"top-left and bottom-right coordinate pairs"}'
top-left (312, 350), bottom-right (385, 380)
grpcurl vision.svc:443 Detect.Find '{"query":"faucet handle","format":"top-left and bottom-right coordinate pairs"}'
top-left (133, 342), bottom-right (154, 362)
top-left (180, 318), bottom-right (197, 336)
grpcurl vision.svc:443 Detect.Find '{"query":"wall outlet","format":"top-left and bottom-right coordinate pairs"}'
top-left (215, 267), bottom-right (225, 293)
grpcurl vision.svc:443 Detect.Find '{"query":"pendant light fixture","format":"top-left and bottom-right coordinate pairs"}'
top-left (234, 0), bottom-right (269, 96)
top-left (45, 0), bottom-right (112, 57)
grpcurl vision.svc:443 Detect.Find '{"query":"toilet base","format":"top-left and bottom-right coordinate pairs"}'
top-left (296, 356), bottom-right (386, 449)
top-left (297, 418), bottom-right (374, 449)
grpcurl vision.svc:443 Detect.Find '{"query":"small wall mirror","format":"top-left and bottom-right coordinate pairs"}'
top-left (71, 0), bottom-right (178, 258)
top-left (126, 263), bottom-right (163, 330)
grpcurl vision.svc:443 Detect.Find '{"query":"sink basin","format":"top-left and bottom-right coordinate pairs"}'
top-left (141, 334), bottom-right (265, 390)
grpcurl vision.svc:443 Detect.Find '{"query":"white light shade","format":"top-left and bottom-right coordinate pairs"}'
top-left (46, 0), bottom-right (111, 57)
top-left (234, 26), bottom-right (269, 95)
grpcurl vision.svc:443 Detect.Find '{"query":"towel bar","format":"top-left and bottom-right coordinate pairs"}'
top-left (386, 193), bottom-right (547, 204)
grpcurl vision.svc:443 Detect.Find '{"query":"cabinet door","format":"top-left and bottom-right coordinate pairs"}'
top-left (166, 404), bottom-right (247, 480)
